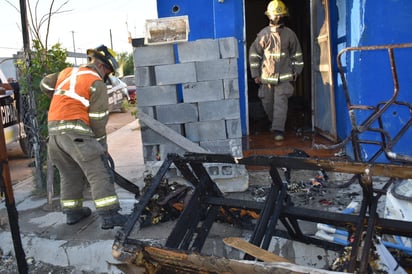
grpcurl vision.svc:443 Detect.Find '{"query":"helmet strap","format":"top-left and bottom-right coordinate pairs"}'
top-left (270, 16), bottom-right (286, 26)
top-left (93, 59), bottom-right (111, 81)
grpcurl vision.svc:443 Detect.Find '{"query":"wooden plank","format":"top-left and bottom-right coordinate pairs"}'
top-left (138, 111), bottom-right (209, 153)
top-left (238, 155), bottom-right (412, 179)
top-left (114, 242), bottom-right (348, 273)
top-left (223, 237), bottom-right (291, 263)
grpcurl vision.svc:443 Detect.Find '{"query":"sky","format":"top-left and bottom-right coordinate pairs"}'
top-left (0, 0), bottom-right (158, 57)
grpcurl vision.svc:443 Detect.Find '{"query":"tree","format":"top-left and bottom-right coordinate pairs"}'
top-left (10, 0), bottom-right (72, 193)
top-left (17, 40), bottom-right (70, 137)
top-left (6, 0), bottom-right (72, 51)
top-left (28, 1), bottom-right (71, 51)
top-left (117, 52), bottom-right (135, 77)
top-left (16, 41), bottom-right (70, 193)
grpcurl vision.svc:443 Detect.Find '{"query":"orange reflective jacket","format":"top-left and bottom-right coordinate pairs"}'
top-left (48, 67), bottom-right (101, 125)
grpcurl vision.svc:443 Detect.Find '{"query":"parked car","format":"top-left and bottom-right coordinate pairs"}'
top-left (0, 69), bottom-right (32, 157)
top-left (120, 75), bottom-right (136, 104)
top-left (106, 75), bottom-right (129, 112)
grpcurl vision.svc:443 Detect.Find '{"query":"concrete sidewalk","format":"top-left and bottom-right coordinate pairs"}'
top-left (0, 119), bottom-right (147, 273)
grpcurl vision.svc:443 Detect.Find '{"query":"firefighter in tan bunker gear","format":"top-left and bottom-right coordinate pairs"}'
top-left (249, 0), bottom-right (304, 141)
top-left (40, 45), bottom-right (128, 229)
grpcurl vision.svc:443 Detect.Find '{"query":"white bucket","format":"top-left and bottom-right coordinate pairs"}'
top-left (384, 179), bottom-right (412, 252)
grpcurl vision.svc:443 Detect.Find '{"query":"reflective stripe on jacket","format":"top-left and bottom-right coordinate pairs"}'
top-left (48, 67), bottom-right (102, 125)
top-left (41, 65), bottom-right (110, 146)
top-left (249, 25), bottom-right (304, 85)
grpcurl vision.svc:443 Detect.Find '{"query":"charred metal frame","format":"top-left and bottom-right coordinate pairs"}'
top-left (112, 44), bottom-right (412, 273)
top-left (114, 153), bottom-right (412, 273)
top-left (318, 43), bottom-right (412, 165)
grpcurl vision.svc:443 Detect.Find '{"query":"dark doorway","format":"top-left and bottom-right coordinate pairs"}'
top-left (245, 0), bottom-right (312, 135)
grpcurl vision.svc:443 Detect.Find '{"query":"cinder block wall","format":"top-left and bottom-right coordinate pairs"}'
top-left (134, 37), bottom-right (242, 162)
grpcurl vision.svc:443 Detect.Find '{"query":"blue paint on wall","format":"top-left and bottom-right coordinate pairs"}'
top-left (157, 0), bottom-right (412, 160)
top-left (332, 0), bottom-right (412, 162)
top-left (157, 0), bottom-right (247, 135)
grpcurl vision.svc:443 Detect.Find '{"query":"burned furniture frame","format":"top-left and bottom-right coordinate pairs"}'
top-left (321, 43), bottom-right (412, 271)
top-left (316, 42), bottom-right (412, 165)
top-left (111, 43), bottom-right (412, 273)
top-left (338, 43), bottom-right (412, 164)
top-left (113, 152), bottom-right (412, 273)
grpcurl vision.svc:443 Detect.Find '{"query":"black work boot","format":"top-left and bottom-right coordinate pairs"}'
top-left (98, 210), bottom-right (128, 230)
top-left (65, 207), bottom-right (92, 225)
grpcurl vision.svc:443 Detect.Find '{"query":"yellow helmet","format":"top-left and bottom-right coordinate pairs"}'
top-left (265, 0), bottom-right (288, 18)
top-left (87, 45), bottom-right (118, 73)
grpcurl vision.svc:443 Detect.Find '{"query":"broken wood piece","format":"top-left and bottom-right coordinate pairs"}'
top-left (137, 111), bottom-right (209, 154)
top-left (120, 242), bottom-right (347, 273)
top-left (223, 237), bottom-right (291, 263)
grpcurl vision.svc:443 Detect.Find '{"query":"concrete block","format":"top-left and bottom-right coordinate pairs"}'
top-left (207, 163), bottom-right (234, 177)
top-left (141, 127), bottom-right (168, 145)
top-left (198, 99), bottom-right (240, 121)
top-left (226, 119), bottom-right (242, 138)
top-left (143, 144), bottom-right (160, 161)
top-left (223, 78), bottom-right (240, 99)
top-left (138, 111), bottom-right (208, 154)
top-left (178, 39), bottom-right (220, 62)
top-left (144, 160), bottom-right (249, 193)
top-left (137, 85), bottom-right (178, 107)
top-left (205, 163), bottom-right (242, 178)
top-left (196, 58), bottom-right (238, 81)
top-left (185, 120), bottom-right (227, 142)
top-left (219, 37), bottom-right (239, 58)
top-left (134, 44), bottom-right (175, 66)
top-left (135, 66), bottom-right (155, 87)
top-left (204, 163), bottom-right (249, 192)
top-left (142, 123), bottom-right (182, 135)
top-left (156, 103), bottom-right (198, 124)
top-left (182, 80), bottom-right (224, 103)
top-left (139, 106), bottom-right (156, 118)
top-left (155, 63), bottom-right (196, 85)
top-left (200, 138), bottom-right (242, 157)
top-left (140, 124), bottom-right (183, 145)
top-left (159, 143), bottom-right (187, 161)
top-left (166, 124), bottom-right (183, 135)
top-left (145, 161), bottom-right (181, 179)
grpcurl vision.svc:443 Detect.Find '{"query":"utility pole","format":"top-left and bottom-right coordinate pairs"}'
top-left (19, 0), bottom-right (42, 189)
top-left (71, 31), bottom-right (77, 66)
top-left (110, 29), bottom-right (113, 49)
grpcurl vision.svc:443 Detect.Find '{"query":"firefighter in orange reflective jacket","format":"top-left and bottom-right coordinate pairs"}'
top-left (40, 45), bottom-right (127, 229)
top-left (249, 0), bottom-right (304, 141)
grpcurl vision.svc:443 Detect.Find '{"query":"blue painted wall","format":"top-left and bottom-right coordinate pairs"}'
top-left (157, 0), bottom-right (412, 162)
top-left (157, 0), bottom-right (247, 135)
top-left (332, 0), bottom-right (412, 162)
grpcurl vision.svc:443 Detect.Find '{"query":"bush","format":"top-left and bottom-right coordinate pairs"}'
top-left (16, 40), bottom-right (70, 193)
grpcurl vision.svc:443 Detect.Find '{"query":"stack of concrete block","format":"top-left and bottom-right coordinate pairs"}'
top-left (134, 37), bottom-right (247, 192)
